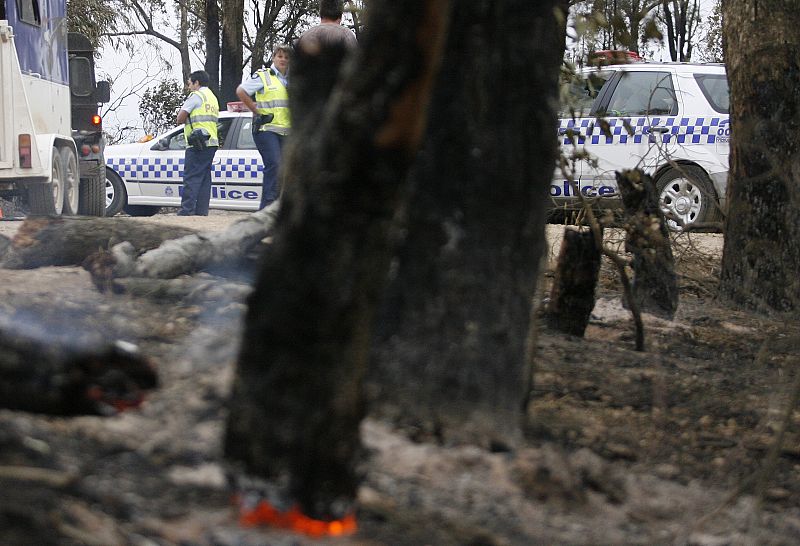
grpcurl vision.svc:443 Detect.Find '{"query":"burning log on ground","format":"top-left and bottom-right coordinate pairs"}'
top-left (0, 332), bottom-right (157, 415)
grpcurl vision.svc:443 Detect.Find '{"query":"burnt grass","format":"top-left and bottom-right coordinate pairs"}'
top-left (531, 233), bottom-right (800, 507)
top-left (1, 227), bottom-right (800, 545)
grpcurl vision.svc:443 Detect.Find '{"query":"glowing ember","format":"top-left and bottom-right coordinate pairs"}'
top-left (237, 498), bottom-right (357, 537)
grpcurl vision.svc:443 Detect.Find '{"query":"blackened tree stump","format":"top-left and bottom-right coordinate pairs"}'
top-left (546, 226), bottom-right (603, 336)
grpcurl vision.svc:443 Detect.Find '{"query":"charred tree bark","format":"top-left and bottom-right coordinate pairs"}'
top-left (720, 1), bottom-right (800, 312)
top-left (618, 169), bottom-right (678, 320)
top-left (224, 0), bottom-right (451, 520)
top-left (546, 226), bottom-right (603, 336)
top-left (367, 0), bottom-right (568, 448)
top-left (0, 217), bottom-right (197, 270)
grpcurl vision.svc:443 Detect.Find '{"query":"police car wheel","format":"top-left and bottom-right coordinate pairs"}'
top-left (656, 166), bottom-right (715, 231)
top-left (105, 168), bottom-right (127, 217)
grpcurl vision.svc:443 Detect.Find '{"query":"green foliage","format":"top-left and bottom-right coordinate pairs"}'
top-left (698, 0), bottom-right (723, 63)
top-left (66, 0), bottom-right (118, 49)
top-left (139, 79), bottom-right (186, 136)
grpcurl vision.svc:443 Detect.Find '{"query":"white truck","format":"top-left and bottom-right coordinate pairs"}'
top-left (0, 0), bottom-right (107, 215)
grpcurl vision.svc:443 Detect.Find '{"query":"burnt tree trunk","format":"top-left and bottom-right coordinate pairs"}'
top-left (546, 226), bottom-right (603, 336)
top-left (367, 0), bottom-right (568, 448)
top-left (720, 1), bottom-right (800, 312)
top-left (224, 0), bottom-right (451, 520)
top-left (617, 169), bottom-right (678, 319)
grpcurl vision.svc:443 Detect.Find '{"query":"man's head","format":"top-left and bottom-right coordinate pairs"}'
top-left (319, 0), bottom-right (344, 22)
top-left (188, 70), bottom-right (210, 90)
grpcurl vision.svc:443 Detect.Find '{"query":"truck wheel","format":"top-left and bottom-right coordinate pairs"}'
top-left (123, 204), bottom-right (161, 217)
top-left (78, 174), bottom-right (106, 216)
top-left (29, 147), bottom-right (65, 215)
top-left (656, 165), bottom-right (717, 230)
top-left (61, 148), bottom-right (80, 215)
top-left (105, 168), bottom-right (127, 217)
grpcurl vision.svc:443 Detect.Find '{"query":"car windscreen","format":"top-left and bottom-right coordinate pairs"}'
top-left (558, 69), bottom-right (613, 118)
top-left (694, 74), bottom-right (729, 114)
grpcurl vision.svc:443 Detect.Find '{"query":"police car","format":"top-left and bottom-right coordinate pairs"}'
top-left (556, 62), bottom-right (729, 227)
top-left (104, 105), bottom-right (262, 216)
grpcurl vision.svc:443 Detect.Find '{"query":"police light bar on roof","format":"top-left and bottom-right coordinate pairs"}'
top-left (588, 50), bottom-right (643, 66)
top-left (227, 101), bottom-right (248, 112)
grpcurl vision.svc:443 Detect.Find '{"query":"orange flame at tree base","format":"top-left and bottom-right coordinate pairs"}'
top-left (237, 498), bottom-right (357, 537)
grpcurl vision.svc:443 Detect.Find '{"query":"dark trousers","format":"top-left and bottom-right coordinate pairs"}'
top-left (180, 146), bottom-right (217, 216)
top-left (253, 130), bottom-right (284, 209)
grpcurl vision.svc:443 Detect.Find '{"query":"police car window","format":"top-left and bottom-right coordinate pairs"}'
top-left (164, 130), bottom-right (187, 151)
top-left (558, 70), bottom-right (612, 118)
top-left (694, 74), bottom-right (729, 114)
top-left (602, 71), bottom-right (677, 116)
top-left (217, 118), bottom-right (232, 147)
top-left (237, 119), bottom-right (257, 150)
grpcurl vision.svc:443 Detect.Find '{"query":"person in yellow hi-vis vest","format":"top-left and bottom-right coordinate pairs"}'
top-left (176, 70), bottom-right (219, 215)
top-left (236, 44), bottom-right (291, 209)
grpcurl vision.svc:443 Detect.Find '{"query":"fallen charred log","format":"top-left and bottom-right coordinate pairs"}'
top-left (0, 332), bottom-right (157, 415)
top-left (0, 216), bottom-right (197, 270)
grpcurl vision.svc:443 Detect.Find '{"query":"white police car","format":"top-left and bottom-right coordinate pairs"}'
top-left (104, 106), bottom-right (262, 216)
top-left (556, 62), bottom-right (729, 227)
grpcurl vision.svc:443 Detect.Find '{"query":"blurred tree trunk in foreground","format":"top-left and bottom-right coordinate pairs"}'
top-left (368, 0), bottom-right (567, 449)
top-left (720, 0), bottom-right (800, 312)
top-left (225, 0), bottom-right (451, 520)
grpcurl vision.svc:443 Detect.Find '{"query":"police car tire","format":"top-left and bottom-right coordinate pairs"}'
top-left (105, 168), bottom-right (127, 217)
top-left (123, 204), bottom-right (161, 217)
top-left (655, 165), bottom-right (717, 229)
top-left (29, 147), bottom-right (64, 216)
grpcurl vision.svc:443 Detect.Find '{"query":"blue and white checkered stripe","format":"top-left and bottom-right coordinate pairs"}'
top-left (558, 116), bottom-right (730, 145)
top-left (106, 157), bottom-right (263, 180)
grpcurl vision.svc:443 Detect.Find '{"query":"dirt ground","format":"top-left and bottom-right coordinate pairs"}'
top-left (1, 209), bottom-right (799, 545)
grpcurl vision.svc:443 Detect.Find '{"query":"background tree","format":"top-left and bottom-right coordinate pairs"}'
top-left (66, 0), bottom-right (118, 48)
top-left (658, 0), bottom-right (701, 61)
top-left (220, 0), bottom-right (244, 104)
top-left (697, 0), bottom-right (722, 62)
top-left (103, 0), bottom-right (196, 84)
top-left (720, 0), bottom-right (800, 312)
top-left (570, 0), bottom-right (660, 61)
top-left (138, 79), bottom-right (185, 135)
top-left (204, 0), bottom-right (221, 96)
top-left (245, 0), bottom-right (315, 73)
